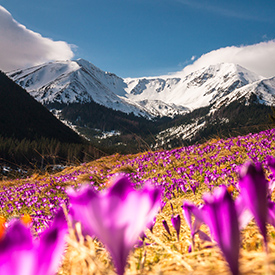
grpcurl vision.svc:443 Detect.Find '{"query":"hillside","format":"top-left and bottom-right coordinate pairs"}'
top-left (0, 71), bottom-right (82, 143)
top-left (0, 71), bottom-right (105, 169)
top-left (1, 128), bottom-right (275, 274)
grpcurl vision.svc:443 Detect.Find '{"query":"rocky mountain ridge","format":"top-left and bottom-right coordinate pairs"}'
top-left (7, 59), bottom-right (275, 149)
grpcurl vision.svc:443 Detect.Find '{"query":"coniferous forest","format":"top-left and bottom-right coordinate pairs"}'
top-left (0, 71), bottom-right (105, 171)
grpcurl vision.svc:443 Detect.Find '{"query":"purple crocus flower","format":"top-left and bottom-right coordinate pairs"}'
top-left (171, 214), bottom-right (181, 241)
top-left (239, 161), bottom-right (268, 246)
top-left (162, 219), bottom-right (171, 236)
top-left (203, 186), bottom-right (240, 275)
top-left (234, 196), bottom-right (254, 230)
top-left (67, 176), bottom-right (161, 275)
top-left (182, 201), bottom-right (204, 249)
top-left (0, 208), bottom-right (68, 275)
top-left (267, 155), bottom-right (275, 175)
top-left (147, 216), bottom-right (156, 233)
top-left (266, 156), bottom-right (275, 198)
top-left (267, 200), bottom-right (275, 227)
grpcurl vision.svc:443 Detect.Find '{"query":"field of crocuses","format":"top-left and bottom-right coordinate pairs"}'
top-left (2, 128), bottom-right (275, 274)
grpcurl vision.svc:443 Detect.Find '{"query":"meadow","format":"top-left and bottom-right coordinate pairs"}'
top-left (1, 128), bottom-right (275, 274)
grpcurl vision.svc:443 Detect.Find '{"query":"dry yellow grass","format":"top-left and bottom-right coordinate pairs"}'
top-left (57, 189), bottom-right (275, 275)
top-left (2, 132), bottom-right (275, 274)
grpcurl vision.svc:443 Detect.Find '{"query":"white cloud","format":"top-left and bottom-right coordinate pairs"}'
top-left (0, 6), bottom-right (74, 72)
top-left (181, 40), bottom-right (275, 78)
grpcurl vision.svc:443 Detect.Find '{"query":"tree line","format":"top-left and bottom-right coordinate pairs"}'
top-left (0, 136), bottom-right (106, 170)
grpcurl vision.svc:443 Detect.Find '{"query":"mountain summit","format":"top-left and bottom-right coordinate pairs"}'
top-left (8, 60), bottom-right (275, 118)
top-left (8, 59), bottom-right (152, 117)
top-left (7, 59), bottom-right (275, 149)
top-left (124, 63), bottom-right (264, 111)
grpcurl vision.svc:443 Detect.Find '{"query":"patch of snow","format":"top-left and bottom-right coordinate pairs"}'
top-left (95, 130), bottom-right (121, 139)
top-left (51, 109), bottom-right (91, 141)
top-left (155, 119), bottom-right (206, 148)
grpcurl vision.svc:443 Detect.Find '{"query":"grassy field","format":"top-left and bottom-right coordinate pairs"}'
top-left (2, 128), bottom-right (275, 274)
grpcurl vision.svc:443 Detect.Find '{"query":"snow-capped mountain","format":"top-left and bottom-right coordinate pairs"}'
top-left (8, 59), bottom-right (187, 118)
top-left (7, 59), bottom-right (275, 149)
top-left (8, 59), bottom-right (152, 117)
top-left (124, 63), bottom-right (264, 110)
top-left (9, 60), bottom-right (275, 119)
top-left (211, 75), bottom-right (275, 112)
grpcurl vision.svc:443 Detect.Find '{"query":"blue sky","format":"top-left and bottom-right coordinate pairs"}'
top-left (1, 0), bottom-right (275, 77)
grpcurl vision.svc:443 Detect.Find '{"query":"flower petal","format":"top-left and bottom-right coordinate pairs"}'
top-left (68, 176), bottom-right (161, 275)
top-left (203, 186), bottom-right (240, 275)
top-left (235, 196), bottom-right (253, 230)
top-left (239, 161), bottom-right (268, 244)
top-left (0, 221), bottom-right (34, 275)
top-left (35, 208), bottom-right (68, 275)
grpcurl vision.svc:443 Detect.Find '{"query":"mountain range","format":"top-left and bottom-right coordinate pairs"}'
top-left (7, 59), bottom-right (275, 150)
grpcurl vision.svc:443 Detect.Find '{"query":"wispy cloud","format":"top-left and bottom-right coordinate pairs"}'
top-left (0, 6), bottom-right (74, 72)
top-left (175, 0), bottom-right (269, 22)
top-left (178, 56), bottom-right (197, 69)
top-left (181, 40), bottom-right (275, 78)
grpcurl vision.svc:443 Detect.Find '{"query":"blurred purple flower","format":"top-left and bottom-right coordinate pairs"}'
top-left (182, 201), bottom-right (204, 251)
top-left (162, 219), bottom-right (171, 236)
top-left (182, 201), bottom-right (204, 236)
top-left (147, 216), bottom-right (156, 233)
top-left (67, 176), bottom-right (161, 275)
top-left (267, 155), bottom-right (275, 175)
top-left (239, 161), bottom-right (268, 246)
top-left (266, 156), bottom-right (275, 198)
top-left (267, 200), bottom-right (275, 227)
top-left (203, 186), bottom-right (240, 275)
top-left (234, 196), bottom-right (253, 230)
top-left (0, 208), bottom-right (68, 275)
top-left (171, 214), bottom-right (181, 241)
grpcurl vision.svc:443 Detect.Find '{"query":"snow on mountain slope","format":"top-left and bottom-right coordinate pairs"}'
top-left (137, 99), bottom-right (189, 117)
top-left (8, 59), bottom-right (151, 117)
top-left (8, 60), bottom-right (274, 120)
top-left (156, 119), bottom-right (207, 148)
top-left (124, 63), bottom-right (263, 111)
top-left (211, 76), bottom-right (275, 112)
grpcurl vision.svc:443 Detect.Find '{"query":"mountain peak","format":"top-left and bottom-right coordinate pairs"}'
top-left (190, 62), bottom-right (261, 82)
top-left (8, 60), bottom-right (273, 118)
top-left (75, 58), bottom-right (98, 71)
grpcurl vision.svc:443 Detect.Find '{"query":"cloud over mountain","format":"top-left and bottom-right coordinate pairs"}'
top-left (0, 6), bottom-right (74, 72)
top-left (182, 40), bottom-right (275, 78)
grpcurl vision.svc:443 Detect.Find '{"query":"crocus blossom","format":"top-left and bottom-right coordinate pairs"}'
top-left (171, 214), bottom-right (181, 241)
top-left (67, 175), bottom-right (162, 275)
top-left (238, 161), bottom-right (268, 246)
top-left (182, 201), bottom-right (204, 250)
top-left (147, 216), bottom-right (156, 233)
top-left (267, 200), bottom-right (275, 227)
top-left (0, 208), bottom-right (68, 275)
top-left (266, 156), bottom-right (275, 198)
top-left (203, 186), bottom-right (240, 275)
top-left (162, 219), bottom-right (171, 236)
top-left (234, 196), bottom-right (254, 230)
